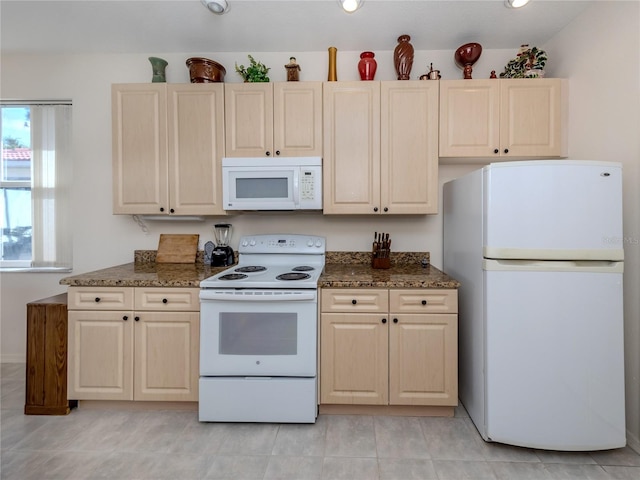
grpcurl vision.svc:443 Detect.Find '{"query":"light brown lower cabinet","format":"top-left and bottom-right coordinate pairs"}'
top-left (320, 288), bottom-right (458, 409)
top-left (67, 287), bottom-right (199, 401)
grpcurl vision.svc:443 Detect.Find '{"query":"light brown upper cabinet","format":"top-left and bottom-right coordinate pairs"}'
top-left (112, 83), bottom-right (225, 216)
top-left (224, 82), bottom-right (323, 158)
top-left (323, 81), bottom-right (439, 215)
top-left (439, 78), bottom-right (568, 160)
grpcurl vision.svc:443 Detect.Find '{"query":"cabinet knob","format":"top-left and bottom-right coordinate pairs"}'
top-left (169, 209), bottom-right (175, 214)
top-left (373, 207), bottom-right (379, 212)
top-left (266, 151), bottom-right (271, 156)
top-left (494, 149), bottom-right (499, 154)
top-left (383, 207), bottom-right (388, 212)
top-left (159, 207), bottom-right (165, 212)
top-left (421, 300), bottom-right (427, 305)
top-left (503, 148), bottom-right (509, 154)
top-left (162, 298), bottom-right (168, 304)
top-left (134, 316), bottom-right (140, 322)
top-left (123, 315), bottom-right (128, 321)
top-left (275, 150), bottom-right (281, 156)
top-left (352, 299), bottom-right (357, 305)
top-left (393, 318), bottom-right (398, 324)
top-left (382, 318), bottom-right (387, 324)
top-left (94, 297), bottom-right (101, 303)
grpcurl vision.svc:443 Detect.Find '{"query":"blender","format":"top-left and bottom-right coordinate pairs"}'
top-left (211, 223), bottom-right (235, 266)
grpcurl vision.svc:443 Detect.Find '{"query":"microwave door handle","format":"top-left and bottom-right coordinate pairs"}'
top-left (293, 169), bottom-right (300, 207)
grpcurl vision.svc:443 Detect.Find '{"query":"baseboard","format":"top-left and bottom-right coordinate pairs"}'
top-left (627, 429), bottom-right (640, 454)
top-left (1, 354), bottom-right (26, 363)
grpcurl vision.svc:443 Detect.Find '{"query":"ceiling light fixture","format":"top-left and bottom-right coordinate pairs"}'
top-left (201, 0), bottom-right (229, 15)
top-left (505, 0), bottom-right (531, 8)
top-left (339, 0), bottom-right (364, 14)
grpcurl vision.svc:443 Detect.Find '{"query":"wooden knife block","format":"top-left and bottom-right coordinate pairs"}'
top-left (371, 257), bottom-right (391, 269)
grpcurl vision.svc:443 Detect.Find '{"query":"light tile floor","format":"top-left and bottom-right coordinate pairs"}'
top-left (2, 363), bottom-right (640, 480)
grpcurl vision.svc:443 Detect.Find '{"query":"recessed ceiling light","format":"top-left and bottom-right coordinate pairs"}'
top-left (505, 0), bottom-right (531, 8)
top-left (201, 0), bottom-right (229, 15)
top-left (339, 0), bottom-right (364, 14)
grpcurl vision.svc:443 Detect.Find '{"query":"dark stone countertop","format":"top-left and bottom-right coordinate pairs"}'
top-left (60, 251), bottom-right (460, 289)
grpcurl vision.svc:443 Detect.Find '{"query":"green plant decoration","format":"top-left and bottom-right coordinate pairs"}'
top-left (235, 55), bottom-right (271, 82)
top-left (500, 45), bottom-right (548, 79)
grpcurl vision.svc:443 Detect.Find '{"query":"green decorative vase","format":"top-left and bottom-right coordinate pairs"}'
top-left (149, 57), bottom-right (168, 83)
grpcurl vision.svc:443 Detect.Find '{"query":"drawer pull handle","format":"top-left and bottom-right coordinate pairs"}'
top-left (94, 297), bottom-right (101, 303)
top-left (135, 316), bottom-right (140, 322)
top-left (393, 318), bottom-right (398, 323)
top-left (352, 299), bottom-right (357, 305)
top-left (421, 300), bottom-right (427, 305)
top-left (123, 315), bottom-right (128, 321)
top-left (162, 298), bottom-right (168, 304)
top-left (382, 318), bottom-right (387, 324)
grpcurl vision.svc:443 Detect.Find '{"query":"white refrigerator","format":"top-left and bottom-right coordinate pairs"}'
top-left (443, 160), bottom-right (626, 451)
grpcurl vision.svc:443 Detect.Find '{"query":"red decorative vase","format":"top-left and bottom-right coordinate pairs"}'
top-left (358, 51), bottom-right (377, 81)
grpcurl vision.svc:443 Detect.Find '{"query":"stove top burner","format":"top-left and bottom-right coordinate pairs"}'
top-left (234, 265), bottom-right (267, 273)
top-left (292, 266), bottom-right (315, 272)
top-left (219, 273), bottom-right (249, 281)
top-left (276, 272), bottom-right (312, 281)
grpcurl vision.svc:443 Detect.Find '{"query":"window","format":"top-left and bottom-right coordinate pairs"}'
top-left (1, 103), bottom-right (72, 270)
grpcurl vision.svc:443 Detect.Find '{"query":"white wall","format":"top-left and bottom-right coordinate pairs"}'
top-left (1, 0), bottom-right (638, 450)
top-left (544, 0), bottom-right (640, 451)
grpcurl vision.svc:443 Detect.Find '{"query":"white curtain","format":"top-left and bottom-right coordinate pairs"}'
top-left (30, 105), bottom-right (72, 268)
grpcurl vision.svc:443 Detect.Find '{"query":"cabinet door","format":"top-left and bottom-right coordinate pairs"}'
top-left (500, 79), bottom-right (568, 158)
top-left (134, 311), bottom-right (199, 401)
top-left (273, 82), bottom-right (323, 157)
top-left (439, 79), bottom-right (500, 158)
top-left (167, 84), bottom-right (226, 215)
top-left (224, 83), bottom-right (274, 157)
top-left (68, 310), bottom-right (134, 400)
top-left (112, 84), bottom-right (168, 215)
top-left (323, 82), bottom-right (380, 214)
top-left (320, 313), bottom-right (388, 405)
top-left (389, 314), bottom-right (458, 406)
top-left (381, 81), bottom-right (439, 214)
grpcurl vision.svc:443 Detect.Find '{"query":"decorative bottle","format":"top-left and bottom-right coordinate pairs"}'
top-left (393, 35), bottom-right (414, 80)
top-left (358, 52), bottom-right (377, 81)
top-left (327, 46), bottom-right (338, 81)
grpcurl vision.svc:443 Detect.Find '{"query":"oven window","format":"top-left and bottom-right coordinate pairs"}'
top-left (219, 312), bottom-right (298, 355)
top-left (236, 177), bottom-right (288, 199)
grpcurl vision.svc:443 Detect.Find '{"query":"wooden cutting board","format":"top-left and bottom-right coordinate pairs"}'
top-left (156, 234), bottom-right (199, 263)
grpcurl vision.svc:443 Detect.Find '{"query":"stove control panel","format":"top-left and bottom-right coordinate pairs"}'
top-left (239, 234), bottom-right (325, 254)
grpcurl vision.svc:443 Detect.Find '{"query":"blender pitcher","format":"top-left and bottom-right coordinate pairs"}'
top-left (212, 224), bottom-right (234, 266)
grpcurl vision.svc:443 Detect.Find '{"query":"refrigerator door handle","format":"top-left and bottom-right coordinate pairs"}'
top-left (483, 259), bottom-right (624, 273)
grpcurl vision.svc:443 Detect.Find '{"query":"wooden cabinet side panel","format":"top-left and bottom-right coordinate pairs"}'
top-left (438, 80), bottom-right (500, 157)
top-left (274, 82), bottom-right (323, 156)
top-left (112, 84), bottom-right (168, 214)
top-left (68, 311), bottom-right (133, 400)
top-left (134, 312), bottom-right (199, 401)
top-left (381, 81), bottom-right (439, 214)
top-left (25, 305), bottom-right (46, 406)
top-left (320, 313), bottom-right (388, 405)
top-left (168, 84), bottom-right (225, 215)
top-left (389, 314), bottom-right (458, 406)
top-left (323, 82), bottom-right (380, 214)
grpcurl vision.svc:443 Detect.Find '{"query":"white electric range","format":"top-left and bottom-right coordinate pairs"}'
top-left (199, 234), bottom-right (325, 423)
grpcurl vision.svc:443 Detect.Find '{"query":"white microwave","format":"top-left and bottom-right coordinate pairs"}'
top-left (222, 157), bottom-right (322, 211)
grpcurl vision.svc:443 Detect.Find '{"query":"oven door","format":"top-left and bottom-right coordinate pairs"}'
top-left (200, 290), bottom-right (317, 377)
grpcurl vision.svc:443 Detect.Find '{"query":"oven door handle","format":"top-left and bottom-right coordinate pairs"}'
top-left (200, 290), bottom-right (317, 302)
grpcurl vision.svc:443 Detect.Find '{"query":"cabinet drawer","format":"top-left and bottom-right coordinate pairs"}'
top-left (134, 288), bottom-right (200, 311)
top-left (68, 287), bottom-right (134, 311)
top-left (321, 289), bottom-right (388, 313)
top-left (389, 289), bottom-right (458, 314)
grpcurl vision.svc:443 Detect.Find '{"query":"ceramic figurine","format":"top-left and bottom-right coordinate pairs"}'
top-left (285, 57), bottom-right (301, 81)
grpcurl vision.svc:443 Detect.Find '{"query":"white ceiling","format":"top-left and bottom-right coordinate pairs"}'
top-left (1, 0), bottom-right (595, 55)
